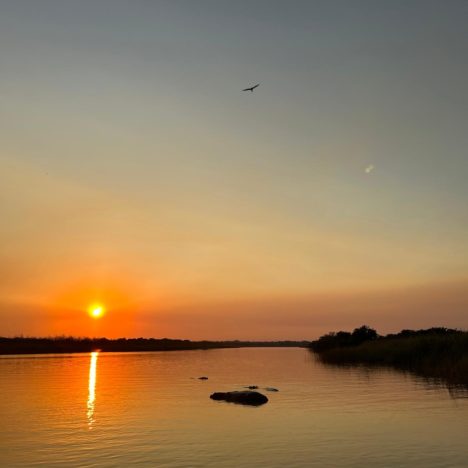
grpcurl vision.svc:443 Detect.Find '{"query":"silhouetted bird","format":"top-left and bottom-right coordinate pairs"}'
top-left (242, 83), bottom-right (260, 92)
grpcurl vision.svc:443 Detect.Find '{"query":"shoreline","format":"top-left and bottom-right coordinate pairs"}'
top-left (0, 337), bottom-right (310, 355)
top-left (310, 327), bottom-right (468, 387)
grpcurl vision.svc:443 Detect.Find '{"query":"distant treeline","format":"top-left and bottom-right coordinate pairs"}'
top-left (0, 337), bottom-right (310, 355)
top-left (310, 326), bottom-right (468, 387)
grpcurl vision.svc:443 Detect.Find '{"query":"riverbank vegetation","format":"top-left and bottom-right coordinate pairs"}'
top-left (310, 326), bottom-right (468, 386)
top-left (0, 336), bottom-right (309, 355)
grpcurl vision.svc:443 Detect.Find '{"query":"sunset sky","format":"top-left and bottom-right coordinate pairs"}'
top-left (1, 0), bottom-right (467, 339)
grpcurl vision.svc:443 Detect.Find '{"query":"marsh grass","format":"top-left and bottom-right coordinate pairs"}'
top-left (313, 330), bottom-right (468, 387)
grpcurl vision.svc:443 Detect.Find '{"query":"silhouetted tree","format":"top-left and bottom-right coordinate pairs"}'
top-left (351, 325), bottom-right (378, 344)
top-left (310, 325), bottom-right (378, 352)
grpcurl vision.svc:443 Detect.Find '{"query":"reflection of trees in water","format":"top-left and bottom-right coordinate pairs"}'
top-left (87, 352), bottom-right (98, 429)
top-left (409, 375), bottom-right (468, 400)
top-left (311, 345), bottom-right (468, 399)
top-left (310, 327), bottom-right (468, 394)
top-left (447, 385), bottom-right (468, 400)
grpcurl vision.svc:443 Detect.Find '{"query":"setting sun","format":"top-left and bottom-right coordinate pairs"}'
top-left (88, 304), bottom-right (105, 319)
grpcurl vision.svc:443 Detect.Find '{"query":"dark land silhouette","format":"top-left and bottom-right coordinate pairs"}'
top-left (310, 326), bottom-right (468, 387)
top-left (0, 336), bottom-right (309, 355)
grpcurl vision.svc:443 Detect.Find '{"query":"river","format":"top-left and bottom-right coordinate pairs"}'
top-left (1, 347), bottom-right (467, 467)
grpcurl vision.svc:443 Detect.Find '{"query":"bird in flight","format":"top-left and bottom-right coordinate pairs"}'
top-left (242, 83), bottom-right (260, 92)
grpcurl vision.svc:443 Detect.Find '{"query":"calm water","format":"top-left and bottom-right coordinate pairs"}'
top-left (1, 348), bottom-right (467, 467)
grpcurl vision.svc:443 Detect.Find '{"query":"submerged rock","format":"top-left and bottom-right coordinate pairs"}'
top-left (264, 387), bottom-right (279, 392)
top-left (198, 376), bottom-right (209, 380)
top-left (210, 391), bottom-right (268, 406)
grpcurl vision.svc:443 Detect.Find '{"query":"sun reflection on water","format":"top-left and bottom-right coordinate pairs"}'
top-left (87, 351), bottom-right (98, 429)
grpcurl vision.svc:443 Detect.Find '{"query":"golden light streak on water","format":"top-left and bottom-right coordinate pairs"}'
top-left (87, 351), bottom-right (98, 429)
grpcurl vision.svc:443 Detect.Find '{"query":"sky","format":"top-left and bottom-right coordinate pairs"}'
top-left (1, 0), bottom-right (467, 339)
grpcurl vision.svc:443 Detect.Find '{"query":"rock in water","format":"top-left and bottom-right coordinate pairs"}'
top-left (198, 376), bottom-right (208, 380)
top-left (264, 387), bottom-right (279, 392)
top-left (245, 385), bottom-right (258, 389)
top-left (210, 391), bottom-right (268, 406)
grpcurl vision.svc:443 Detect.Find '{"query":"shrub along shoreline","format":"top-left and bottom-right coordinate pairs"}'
top-left (310, 326), bottom-right (468, 387)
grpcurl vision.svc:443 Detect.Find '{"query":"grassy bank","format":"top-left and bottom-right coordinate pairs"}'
top-left (311, 327), bottom-right (468, 387)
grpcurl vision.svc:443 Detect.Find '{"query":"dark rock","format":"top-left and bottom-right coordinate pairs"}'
top-left (245, 385), bottom-right (258, 389)
top-left (210, 391), bottom-right (268, 406)
top-left (198, 376), bottom-right (208, 380)
top-left (264, 387), bottom-right (279, 392)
